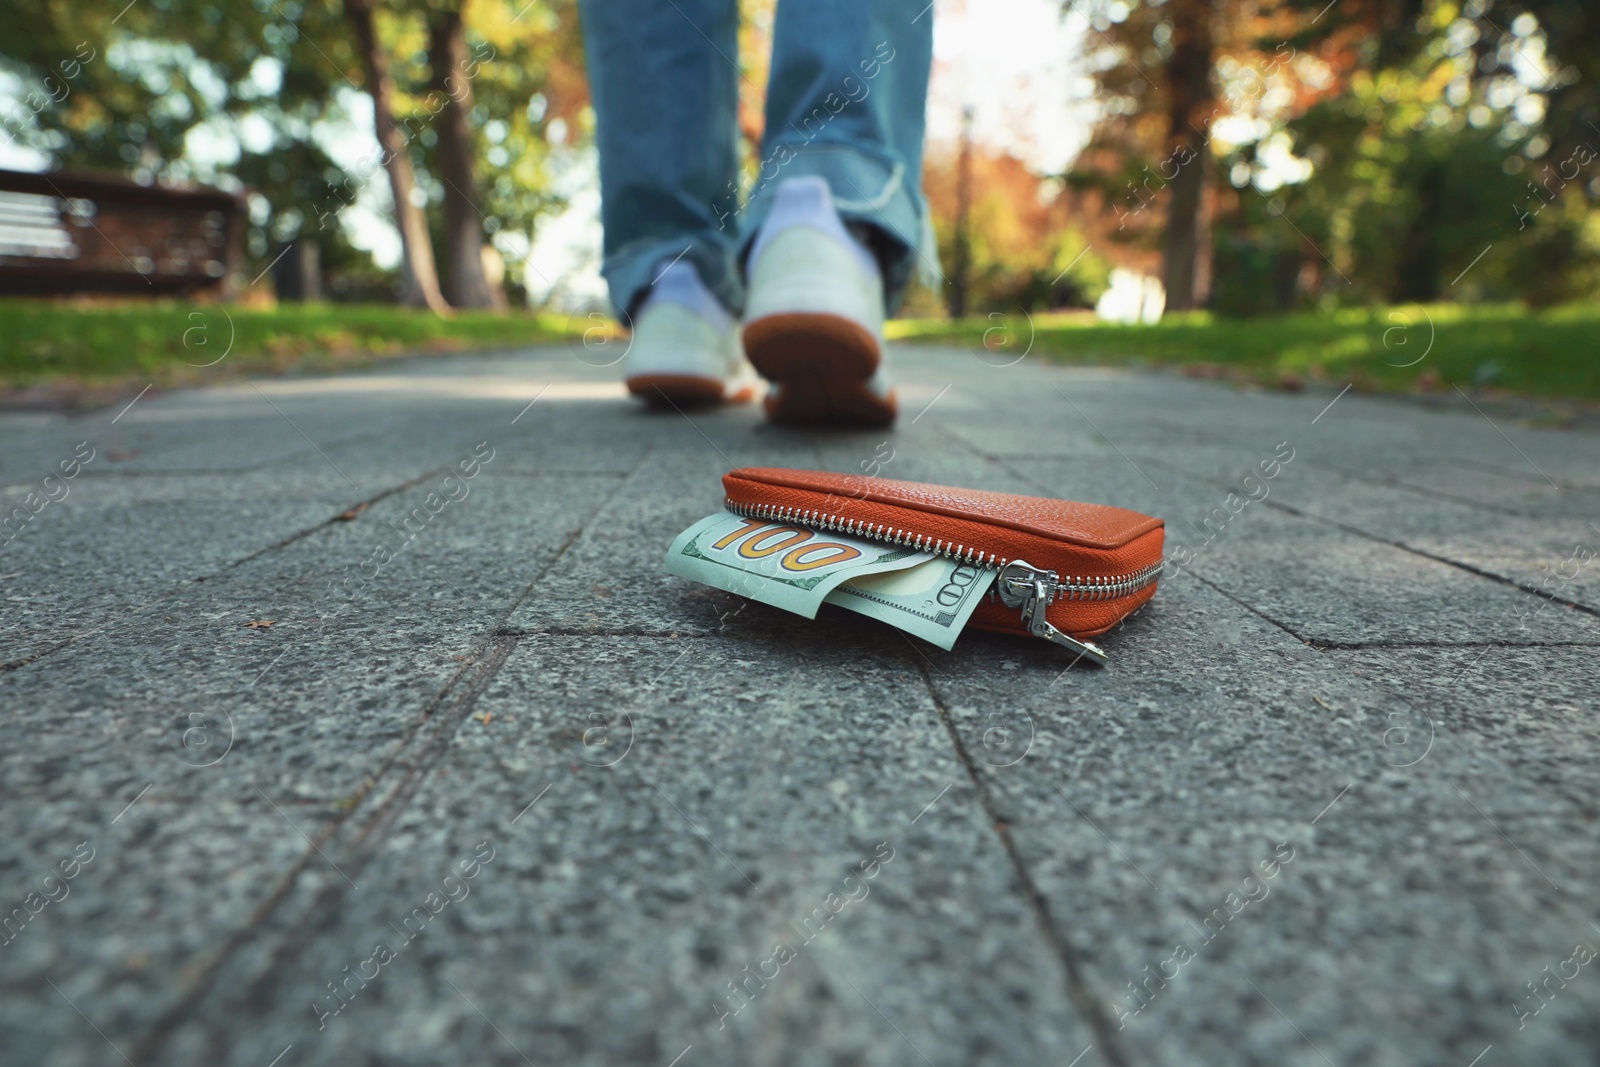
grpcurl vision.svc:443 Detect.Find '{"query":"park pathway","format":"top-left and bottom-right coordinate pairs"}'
top-left (2, 339), bottom-right (1598, 1067)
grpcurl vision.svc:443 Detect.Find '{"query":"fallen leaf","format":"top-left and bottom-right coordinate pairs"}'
top-left (477, 712), bottom-right (493, 725)
top-left (246, 620), bottom-right (275, 629)
top-left (336, 503), bottom-right (369, 521)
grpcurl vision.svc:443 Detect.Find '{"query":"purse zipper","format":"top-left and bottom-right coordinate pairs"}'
top-left (724, 498), bottom-right (1163, 664)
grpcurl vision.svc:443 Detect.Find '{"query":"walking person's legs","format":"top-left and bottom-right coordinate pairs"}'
top-left (578, 0), bottom-right (933, 422)
top-left (578, 0), bottom-right (756, 404)
top-left (739, 0), bottom-right (934, 425)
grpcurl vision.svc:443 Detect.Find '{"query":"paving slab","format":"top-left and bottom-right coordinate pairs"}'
top-left (0, 468), bottom-right (626, 805)
top-left (145, 634), bottom-right (1094, 1067)
top-left (1082, 434), bottom-right (1600, 614)
top-left (918, 570), bottom-right (1598, 1067)
top-left (2, 343), bottom-right (1597, 1067)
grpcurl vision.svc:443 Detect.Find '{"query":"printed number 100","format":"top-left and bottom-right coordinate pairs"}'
top-left (710, 520), bottom-right (863, 572)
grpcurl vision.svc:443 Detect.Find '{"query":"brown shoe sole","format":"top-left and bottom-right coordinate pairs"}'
top-left (626, 374), bottom-right (756, 408)
top-left (743, 312), bottom-right (897, 427)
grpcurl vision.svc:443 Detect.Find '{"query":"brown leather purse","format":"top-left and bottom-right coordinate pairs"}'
top-left (722, 467), bottom-right (1164, 664)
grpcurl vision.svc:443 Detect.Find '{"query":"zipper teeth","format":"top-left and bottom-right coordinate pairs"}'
top-left (724, 498), bottom-right (1164, 601)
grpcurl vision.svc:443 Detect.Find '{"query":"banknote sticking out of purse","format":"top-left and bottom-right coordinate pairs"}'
top-left (721, 467), bottom-right (1164, 665)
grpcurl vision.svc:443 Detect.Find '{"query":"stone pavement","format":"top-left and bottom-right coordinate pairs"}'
top-left (1, 340), bottom-right (1597, 1067)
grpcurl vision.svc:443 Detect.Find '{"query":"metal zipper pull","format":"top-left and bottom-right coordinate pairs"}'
top-left (996, 561), bottom-right (1110, 667)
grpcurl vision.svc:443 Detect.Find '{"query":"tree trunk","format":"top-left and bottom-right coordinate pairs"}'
top-left (1392, 157), bottom-right (1444, 302)
top-left (345, 0), bottom-right (449, 312)
top-left (948, 106), bottom-right (973, 319)
top-left (429, 4), bottom-right (504, 309)
top-left (1160, 0), bottom-right (1216, 312)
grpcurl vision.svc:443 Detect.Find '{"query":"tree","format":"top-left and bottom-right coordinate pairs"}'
top-left (1160, 0), bottom-right (1218, 309)
top-left (3, 0), bottom-right (244, 176)
top-left (1068, 0), bottom-right (1373, 309)
top-left (2, 0), bottom-right (390, 292)
top-left (1241, 0), bottom-right (1600, 305)
top-left (428, 2), bottom-right (504, 308)
top-left (1068, 0), bottom-right (1230, 309)
top-left (345, 0), bottom-right (450, 311)
top-left (924, 145), bottom-right (1112, 313)
top-left (388, 0), bottom-right (590, 305)
top-left (948, 107), bottom-right (974, 318)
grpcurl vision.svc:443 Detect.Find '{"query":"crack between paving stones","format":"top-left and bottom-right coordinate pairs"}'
top-left (126, 628), bottom-right (543, 1063)
top-left (258, 451), bottom-right (640, 817)
top-left (972, 432), bottom-right (1600, 624)
top-left (1444, 455), bottom-right (1600, 493)
top-left (127, 449), bottom-right (648, 1062)
top-left (1309, 460), bottom-right (1565, 520)
top-left (491, 446), bottom-right (653, 629)
top-left (1139, 449), bottom-right (1600, 629)
top-left (1259, 498), bottom-right (1600, 619)
top-left (126, 632), bottom-right (521, 1065)
top-left (1313, 638), bottom-right (1600, 650)
top-left (205, 467), bottom-right (457, 576)
top-left (487, 468), bottom-right (634, 478)
top-left (0, 465), bottom-right (453, 673)
top-left (907, 656), bottom-right (1136, 1067)
top-left (495, 625), bottom-right (713, 638)
top-left (1102, 425), bottom-right (1600, 613)
top-left (68, 427), bottom-right (392, 478)
top-left (1185, 572), bottom-right (1313, 644)
top-left (968, 406), bottom-right (1591, 548)
top-left (1186, 574), bottom-right (1575, 802)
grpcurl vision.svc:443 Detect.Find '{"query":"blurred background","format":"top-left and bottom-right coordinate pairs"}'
top-left (2, 0), bottom-right (1596, 404)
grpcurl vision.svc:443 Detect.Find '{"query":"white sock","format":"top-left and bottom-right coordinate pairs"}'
top-left (639, 259), bottom-right (735, 332)
top-left (748, 175), bottom-right (880, 279)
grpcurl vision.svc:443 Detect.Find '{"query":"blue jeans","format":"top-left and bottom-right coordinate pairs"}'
top-left (578, 0), bottom-right (934, 318)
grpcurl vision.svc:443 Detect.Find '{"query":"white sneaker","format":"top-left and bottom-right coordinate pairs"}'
top-left (623, 260), bottom-right (757, 407)
top-left (743, 176), bottom-right (897, 426)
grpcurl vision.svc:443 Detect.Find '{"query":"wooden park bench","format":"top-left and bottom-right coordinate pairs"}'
top-left (0, 167), bottom-right (245, 298)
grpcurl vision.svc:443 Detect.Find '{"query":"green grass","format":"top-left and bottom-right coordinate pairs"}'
top-left (0, 299), bottom-right (576, 395)
top-left (5, 298), bottom-right (1598, 406)
top-left (889, 303), bottom-right (1600, 402)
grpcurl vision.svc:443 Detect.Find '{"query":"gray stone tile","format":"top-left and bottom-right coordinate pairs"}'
top-left (1324, 645), bottom-right (1600, 814)
top-left (1, 473), bottom-right (355, 665)
top-left (1186, 507), bottom-right (1600, 645)
top-left (921, 577), bottom-right (1600, 1067)
top-left (0, 470), bottom-right (627, 804)
top-left (141, 636), bottom-right (1093, 1067)
top-left (0, 797), bottom-right (346, 1067)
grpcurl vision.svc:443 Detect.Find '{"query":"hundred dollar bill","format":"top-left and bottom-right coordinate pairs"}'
top-left (664, 511), bottom-right (934, 618)
top-left (824, 556), bottom-right (996, 650)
